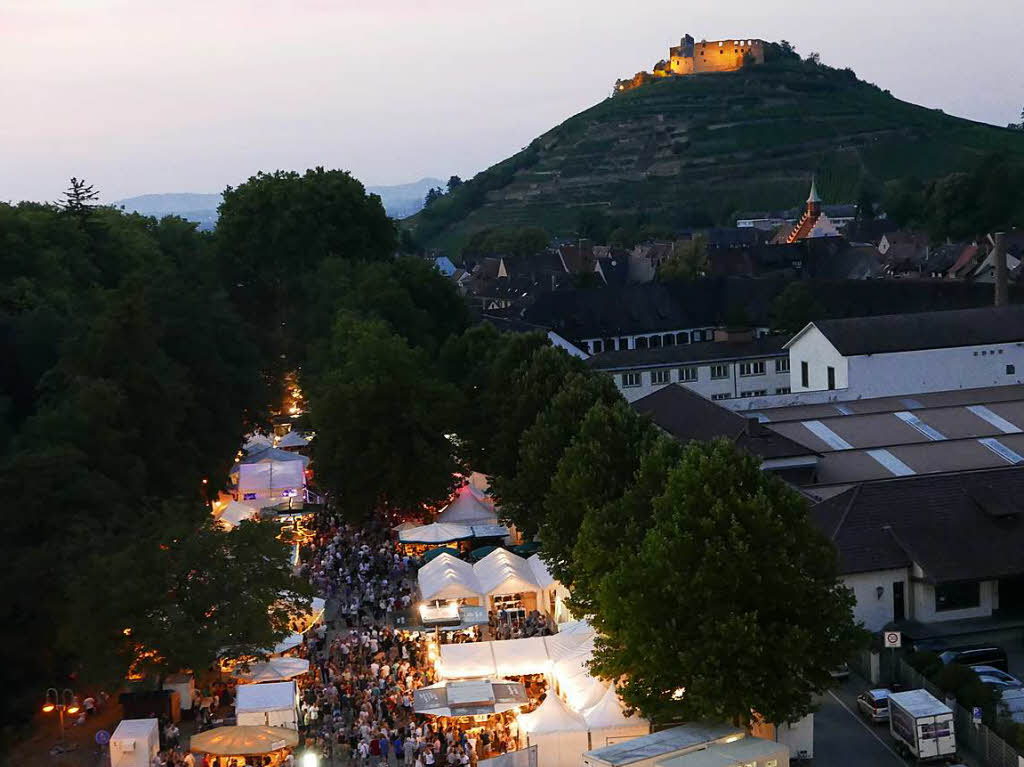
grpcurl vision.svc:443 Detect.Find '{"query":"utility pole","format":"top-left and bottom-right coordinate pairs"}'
top-left (994, 231), bottom-right (1008, 307)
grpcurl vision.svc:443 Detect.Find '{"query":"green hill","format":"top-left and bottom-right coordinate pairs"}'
top-left (412, 54), bottom-right (1024, 253)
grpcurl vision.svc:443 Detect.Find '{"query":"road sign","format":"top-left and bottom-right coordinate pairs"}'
top-left (973, 706), bottom-right (983, 726)
top-left (884, 631), bottom-right (902, 648)
top-left (95, 730), bottom-right (110, 745)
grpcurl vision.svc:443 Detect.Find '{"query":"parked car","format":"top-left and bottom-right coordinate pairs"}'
top-left (830, 663), bottom-right (850, 681)
top-left (972, 665), bottom-right (1023, 691)
top-left (857, 688), bottom-right (892, 722)
top-left (938, 645), bottom-right (1009, 672)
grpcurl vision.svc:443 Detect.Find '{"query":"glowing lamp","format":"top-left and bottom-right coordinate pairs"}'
top-left (301, 752), bottom-right (319, 767)
top-left (67, 706), bottom-right (80, 715)
top-left (42, 703), bottom-right (55, 713)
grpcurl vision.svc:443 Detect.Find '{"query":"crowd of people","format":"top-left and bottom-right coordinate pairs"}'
top-left (292, 514), bottom-right (529, 766)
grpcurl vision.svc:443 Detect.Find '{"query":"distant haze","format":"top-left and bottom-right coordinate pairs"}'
top-left (2, 0), bottom-right (1022, 203)
top-left (114, 178), bottom-right (442, 226)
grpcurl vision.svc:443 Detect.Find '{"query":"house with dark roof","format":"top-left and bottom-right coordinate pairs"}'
top-left (589, 330), bottom-right (791, 402)
top-left (632, 384), bottom-right (818, 482)
top-left (813, 466), bottom-right (1024, 633)
top-left (785, 305), bottom-right (1024, 399)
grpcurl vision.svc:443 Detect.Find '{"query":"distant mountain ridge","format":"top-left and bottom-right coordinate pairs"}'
top-left (114, 177), bottom-right (442, 228)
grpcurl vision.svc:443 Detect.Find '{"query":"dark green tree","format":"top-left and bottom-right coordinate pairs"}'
top-left (538, 400), bottom-right (658, 584)
top-left (770, 281), bottom-right (825, 333)
top-left (588, 439), bottom-right (865, 724)
top-left (216, 167), bottom-right (396, 363)
top-left (490, 372), bottom-right (621, 538)
top-left (447, 176), bottom-right (463, 193)
top-left (308, 313), bottom-right (461, 517)
top-left (61, 177), bottom-right (99, 217)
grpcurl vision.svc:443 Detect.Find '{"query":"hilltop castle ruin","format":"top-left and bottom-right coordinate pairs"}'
top-left (616, 35), bottom-right (765, 92)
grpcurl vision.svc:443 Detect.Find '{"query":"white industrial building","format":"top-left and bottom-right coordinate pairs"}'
top-left (588, 330), bottom-right (790, 403)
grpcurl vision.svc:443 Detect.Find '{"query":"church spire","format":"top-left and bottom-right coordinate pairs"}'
top-left (807, 176), bottom-right (821, 204)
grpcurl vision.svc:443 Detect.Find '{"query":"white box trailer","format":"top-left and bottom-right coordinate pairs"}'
top-left (888, 690), bottom-right (956, 762)
top-left (110, 718), bottom-right (160, 767)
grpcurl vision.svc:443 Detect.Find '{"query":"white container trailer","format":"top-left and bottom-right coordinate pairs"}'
top-left (888, 690), bottom-right (956, 762)
top-left (110, 718), bottom-right (160, 767)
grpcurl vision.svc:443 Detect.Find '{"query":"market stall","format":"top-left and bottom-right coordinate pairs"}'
top-left (189, 725), bottom-right (298, 765)
top-left (237, 460), bottom-right (306, 507)
top-left (474, 547), bottom-right (543, 614)
top-left (110, 718), bottom-right (159, 767)
top-left (235, 681), bottom-right (299, 729)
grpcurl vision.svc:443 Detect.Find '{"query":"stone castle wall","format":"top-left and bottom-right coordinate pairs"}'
top-left (616, 35), bottom-right (765, 93)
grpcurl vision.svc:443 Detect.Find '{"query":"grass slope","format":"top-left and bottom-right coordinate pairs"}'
top-left (414, 58), bottom-right (1024, 253)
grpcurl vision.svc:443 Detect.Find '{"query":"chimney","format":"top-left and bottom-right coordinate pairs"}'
top-left (746, 417), bottom-right (766, 436)
top-left (994, 231), bottom-right (1008, 307)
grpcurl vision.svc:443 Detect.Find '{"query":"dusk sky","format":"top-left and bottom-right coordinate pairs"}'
top-left (2, 0), bottom-right (1022, 203)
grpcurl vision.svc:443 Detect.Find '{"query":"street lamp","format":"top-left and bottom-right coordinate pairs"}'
top-left (42, 688), bottom-right (77, 747)
top-left (301, 752), bottom-right (319, 767)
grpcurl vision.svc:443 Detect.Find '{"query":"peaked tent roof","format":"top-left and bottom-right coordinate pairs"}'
top-left (276, 431), bottom-right (310, 449)
top-left (519, 691), bottom-right (588, 734)
top-left (474, 548), bottom-right (541, 596)
top-left (437, 486), bottom-right (498, 525)
top-left (583, 686), bottom-right (644, 729)
top-left (418, 553), bottom-right (484, 601)
top-left (399, 523), bottom-right (474, 545)
top-left (239, 446), bottom-right (309, 466)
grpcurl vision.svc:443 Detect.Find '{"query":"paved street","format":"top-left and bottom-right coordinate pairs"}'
top-left (814, 682), bottom-right (905, 767)
top-left (816, 675), bottom-right (983, 767)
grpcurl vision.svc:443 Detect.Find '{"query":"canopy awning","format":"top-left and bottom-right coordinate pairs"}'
top-left (189, 726), bottom-right (298, 756)
top-left (234, 658), bottom-right (310, 683)
top-left (216, 500), bottom-right (258, 529)
top-left (235, 681), bottom-right (296, 714)
top-left (399, 522), bottom-right (474, 545)
top-left (527, 554), bottom-right (556, 589)
top-left (413, 678), bottom-right (527, 718)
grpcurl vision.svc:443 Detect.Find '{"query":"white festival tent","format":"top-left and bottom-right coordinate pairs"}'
top-left (583, 686), bottom-right (650, 746)
top-left (237, 461), bottom-right (306, 505)
top-left (239, 446), bottom-right (310, 468)
top-left (418, 553), bottom-right (484, 602)
top-left (399, 523), bottom-right (474, 545)
top-left (519, 693), bottom-right (590, 767)
top-left (235, 657), bottom-right (310, 683)
top-left (217, 500), bottom-right (258, 529)
top-left (436, 486), bottom-right (498, 525)
top-left (235, 681), bottom-right (299, 729)
top-left (475, 548), bottom-right (542, 597)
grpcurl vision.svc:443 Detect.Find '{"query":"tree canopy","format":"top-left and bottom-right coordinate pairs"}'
top-left (588, 439), bottom-right (865, 724)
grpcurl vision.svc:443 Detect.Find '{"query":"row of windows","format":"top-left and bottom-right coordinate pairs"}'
top-left (710, 388), bottom-right (787, 401)
top-left (620, 359), bottom-right (787, 387)
top-left (586, 329), bottom-right (716, 354)
top-left (799, 361), bottom-right (837, 390)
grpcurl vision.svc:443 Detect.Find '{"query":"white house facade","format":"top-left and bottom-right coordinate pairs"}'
top-left (785, 306), bottom-right (1024, 398)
